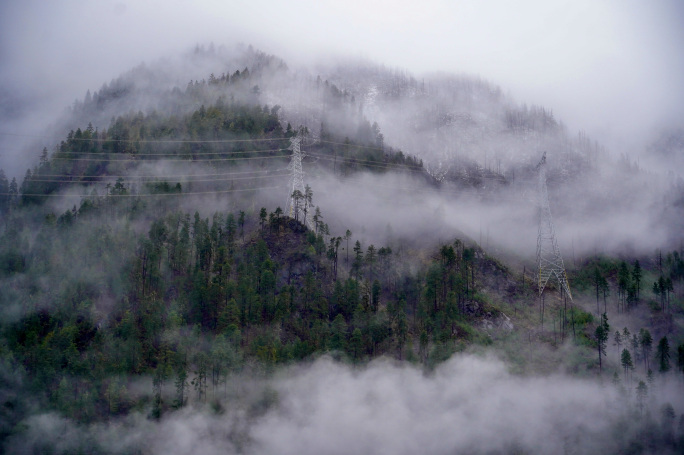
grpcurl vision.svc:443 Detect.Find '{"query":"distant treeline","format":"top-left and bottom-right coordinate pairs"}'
top-left (4, 94), bottom-right (424, 210)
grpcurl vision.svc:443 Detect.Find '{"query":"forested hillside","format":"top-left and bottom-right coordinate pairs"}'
top-left (1, 46), bottom-right (683, 454)
top-left (0, 97), bottom-right (507, 423)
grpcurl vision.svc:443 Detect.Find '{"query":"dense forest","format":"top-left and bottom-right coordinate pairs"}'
top-left (0, 97), bottom-right (496, 420)
top-left (1, 54), bottom-right (684, 454)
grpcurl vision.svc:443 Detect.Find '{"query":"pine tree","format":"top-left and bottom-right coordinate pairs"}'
top-left (225, 213), bottom-right (236, 252)
top-left (396, 310), bottom-right (408, 360)
top-left (313, 207), bottom-right (323, 235)
top-left (238, 210), bottom-right (245, 241)
top-left (636, 380), bottom-right (648, 414)
top-left (661, 403), bottom-right (676, 444)
top-left (291, 190), bottom-right (303, 223)
top-left (259, 207), bottom-right (267, 230)
top-left (352, 240), bottom-right (363, 280)
top-left (419, 330), bottom-right (429, 362)
top-left (621, 348), bottom-right (633, 381)
top-left (344, 230), bottom-right (352, 265)
top-left (611, 371), bottom-right (620, 386)
top-left (350, 328), bottom-right (363, 361)
top-left (174, 356), bottom-right (188, 408)
top-left (595, 313), bottom-right (609, 374)
top-left (0, 168), bottom-right (9, 214)
top-left (303, 184), bottom-right (313, 227)
top-left (656, 336), bottom-right (671, 373)
top-left (8, 177), bottom-right (18, 209)
top-left (632, 260), bottom-right (642, 300)
top-left (640, 328), bottom-right (653, 371)
top-left (617, 261), bottom-right (631, 311)
top-left (366, 244), bottom-right (377, 282)
top-left (614, 330), bottom-right (623, 360)
top-left (593, 268), bottom-right (603, 315)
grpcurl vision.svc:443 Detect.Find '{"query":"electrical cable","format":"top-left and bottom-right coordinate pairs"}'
top-left (26, 167), bottom-right (290, 179)
top-left (0, 132), bottom-right (292, 144)
top-left (27, 171), bottom-right (291, 184)
top-left (0, 184), bottom-right (287, 198)
top-left (46, 153), bottom-right (291, 163)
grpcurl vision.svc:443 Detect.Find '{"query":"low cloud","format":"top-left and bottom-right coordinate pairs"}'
top-left (7, 354), bottom-right (681, 454)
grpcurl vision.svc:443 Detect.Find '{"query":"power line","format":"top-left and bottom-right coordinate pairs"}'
top-left (27, 167), bottom-right (289, 179)
top-left (27, 171), bottom-right (291, 184)
top-left (29, 148), bottom-right (291, 158)
top-left (10, 169), bottom-right (530, 202)
top-left (46, 153), bottom-right (291, 163)
top-left (306, 152), bottom-right (425, 173)
top-left (318, 139), bottom-right (388, 152)
top-left (311, 153), bottom-right (523, 184)
top-left (1, 133), bottom-right (404, 155)
top-left (0, 184), bottom-right (287, 198)
top-left (22, 147), bottom-right (423, 171)
top-left (0, 132), bottom-right (291, 144)
top-left (3, 130), bottom-right (433, 173)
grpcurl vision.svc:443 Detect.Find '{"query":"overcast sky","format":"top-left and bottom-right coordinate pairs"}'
top-left (1, 0), bottom-right (683, 174)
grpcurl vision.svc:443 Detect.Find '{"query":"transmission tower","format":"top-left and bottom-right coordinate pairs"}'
top-left (286, 134), bottom-right (314, 230)
top-left (536, 152), bottom-right (572, 301)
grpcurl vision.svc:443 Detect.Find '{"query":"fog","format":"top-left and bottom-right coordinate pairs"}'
top-left (2, 0), bottom-right (684, 177)
top-left (6, 354), bottom-right (682, 454)
top-left (301, 162), bottom-right (677, 266)
top-left (1, 3), bottom-right (683, 453)
top-left (0, 35), bottom-right (680, 261)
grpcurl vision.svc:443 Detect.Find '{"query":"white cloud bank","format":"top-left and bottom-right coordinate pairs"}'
top-left (8, 354), bottom-right (681, 454)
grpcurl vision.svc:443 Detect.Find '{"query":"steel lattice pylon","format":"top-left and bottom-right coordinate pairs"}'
top-left (286, 135), bottom-right (314, 230)
top-left (536, 152), bottom-right (572, 300)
